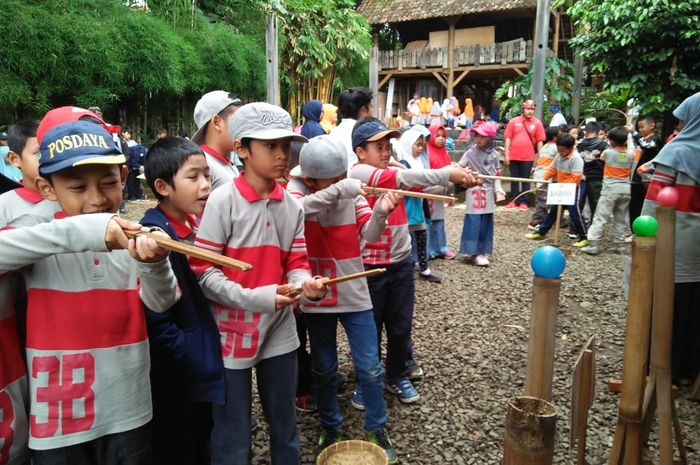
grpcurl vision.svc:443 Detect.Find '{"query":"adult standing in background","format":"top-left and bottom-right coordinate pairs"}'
top-left (330, 87), bottom-right (373, 169)
top-left (300, 100), bottom-right (326, 139)
top-left (504, 99), bottom-right (546, 211)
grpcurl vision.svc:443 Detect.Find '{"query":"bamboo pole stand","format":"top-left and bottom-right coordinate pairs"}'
top-left (608, 236), bottom-right (656, 465)
top-left (525, 277), bottom-right (561, 402)
top-left (639, 206), bottom-right (687, 465)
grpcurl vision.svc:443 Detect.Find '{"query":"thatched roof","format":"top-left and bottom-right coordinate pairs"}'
top-left (357, 0), bottom-right (537, 24)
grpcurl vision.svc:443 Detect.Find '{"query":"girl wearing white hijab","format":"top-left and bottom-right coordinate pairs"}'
top-left (397, 129), bottom-right (441, 283)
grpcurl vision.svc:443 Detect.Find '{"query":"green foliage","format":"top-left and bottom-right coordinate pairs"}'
top-left (494, 56), bottom-right (575, 121)
top-left (0, 0), bottom-right (265, 126)
top-left (563, 0), bottom-right (700, 114)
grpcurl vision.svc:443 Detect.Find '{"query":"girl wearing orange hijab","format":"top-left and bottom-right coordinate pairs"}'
top-left (463, 98), bottom-right (475, 129)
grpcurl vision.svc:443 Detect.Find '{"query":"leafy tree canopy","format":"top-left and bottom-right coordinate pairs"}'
top-left (559, 0), bottom-right (700, 114)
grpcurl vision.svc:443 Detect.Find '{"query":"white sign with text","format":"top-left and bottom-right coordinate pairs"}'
top-left (546, 183), bottom-right (577, 206)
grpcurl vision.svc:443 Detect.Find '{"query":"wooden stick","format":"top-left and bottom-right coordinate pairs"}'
top-left (124, 229), bottom-right (253, 271)
top-left (479, 174), bottom-right (551, 184)
top-left (286, 268), bottom-right (386, 297)
top-left (363, 185), bottom-right (455, 202)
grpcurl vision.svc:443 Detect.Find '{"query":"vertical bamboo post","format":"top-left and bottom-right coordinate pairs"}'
top-left (649, 206), bottom-right (677, 465)
top-left (265, 15), bottom-right (280, 106)
top-left (607, 236), bottom-right (656, 465)
top-left (552, 205), bottom-right (562, 247)
top-left (525, 277), bottom-right (561, 401)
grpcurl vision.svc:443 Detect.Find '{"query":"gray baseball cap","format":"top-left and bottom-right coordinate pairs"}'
top-left (230, 102), bottom-right (307, 143)
top-left (191, 90), bottom-right (242, 144)
top-left (290, 134), bottom-right (347, 179)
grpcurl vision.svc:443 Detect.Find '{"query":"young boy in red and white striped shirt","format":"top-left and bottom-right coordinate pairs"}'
top-left (190, 102), bottom-right (327, 465)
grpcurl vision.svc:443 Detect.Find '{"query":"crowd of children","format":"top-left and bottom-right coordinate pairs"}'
top-left (1, 87), bottom-right (696, 465)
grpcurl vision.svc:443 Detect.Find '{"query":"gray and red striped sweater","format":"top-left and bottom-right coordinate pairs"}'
top-left (190, 174), bottom-right (312, 370)
top-left (0, 213), bottom-right (179, 451)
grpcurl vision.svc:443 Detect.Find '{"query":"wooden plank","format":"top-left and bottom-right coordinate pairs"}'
top-left (432, 71), bottom-right (448, 89)
top-left (377, 73), bottom-right (393, 90)
top-left (453, 68), bottom-right (471, 86)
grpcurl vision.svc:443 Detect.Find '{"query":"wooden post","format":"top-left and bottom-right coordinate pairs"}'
top-left (640, 206), bottom-right (688, 465)
top-left (370, 34), bottom-right (379, 118)
top-left (552, 10), bottom-right (561, 58)
top-left (265, 15), bottom-right (280, 106)
top-left (384, 77), bottom-right (395, 124)
top-left (531, 0), bottom-right (551, 120)
top-left (607, 236), bottom-right (656, 465)
top-left (571, 54), bottom-right (584, 125)
top-left (552, 205), bottom-right (562, 247)
top-left (571, 336), bottom-right (596, 465)
top-left (446, 17), bottom-right (458, 97)
top-left (504, 396), bottom-right (557, 465)
top-left (525, 277), bottom-right (560, 401)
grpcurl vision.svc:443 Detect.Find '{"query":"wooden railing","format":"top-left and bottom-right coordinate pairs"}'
top-left (379, 38), bottom-right (532, 71)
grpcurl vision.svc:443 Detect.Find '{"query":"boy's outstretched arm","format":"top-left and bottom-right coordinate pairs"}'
top-left (289, 178), bottom-right (365, 218)
top-left (0, 213), bottom-right (119, 274)
top-left (360, 192), bottom-right (401, 243)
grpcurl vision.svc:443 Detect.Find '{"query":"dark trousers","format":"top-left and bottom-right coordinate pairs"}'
top-left (211, 352), bottom-right (299, 465)
top-left (629, 182), bottom-right (647, 225)
top-left (538, 186), bottom-right (587, 239)
top-left (127, 170), bottom-right (143, 200)
top-left (295, 314), bottom-right (313, 397)
top-left (366, 258), bottom-right (415, 381)
top-left (509, 160), bottom-right (534, 205)
top-left (673, 282), bottom-right (700, 382)
top-left (151, 384), bottom-right (212, 465)
top-left (410, 229), bottom-right (429, 272)
top-left (585, 177), bottom-right (603, 220)
top-left (33, 423), bottom-right (151, 465)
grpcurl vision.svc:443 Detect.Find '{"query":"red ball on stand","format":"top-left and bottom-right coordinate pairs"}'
top-left (656, 186), bottom-right (679, 207)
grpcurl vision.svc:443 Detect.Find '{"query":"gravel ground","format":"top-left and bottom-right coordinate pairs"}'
top-left (123, 198), bottom-right (699, 464)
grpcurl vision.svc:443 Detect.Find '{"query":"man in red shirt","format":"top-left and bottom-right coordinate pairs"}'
top-left (504, 99), bottom-right (546, 211)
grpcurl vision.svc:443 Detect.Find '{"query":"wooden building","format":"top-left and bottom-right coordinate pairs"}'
top-left (357, 0), bottom-right (572, 119)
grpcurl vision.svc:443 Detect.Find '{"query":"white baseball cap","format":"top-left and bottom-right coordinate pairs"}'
top-left (229, 102), bottom-right (307, 143)
top-left (290, 134), bottom-right (347, 179)
top-left (191, 90), bottom-right (242, 144)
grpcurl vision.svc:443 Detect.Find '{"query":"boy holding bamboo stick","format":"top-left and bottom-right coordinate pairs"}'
top-left (287, 134), bottom-right (401, 463)
top-left (348, 118), bottom-right (477, 404)
top-left (0, 120), bottom-right (181, 464)
top-left (140, 136), bottom-right (225, 465)
top-left (189, 102), bottom-right (327, 465)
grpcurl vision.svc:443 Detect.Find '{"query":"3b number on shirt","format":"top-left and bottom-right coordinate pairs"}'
top-left (308, 259), bottom-right (338, 307)
top-left (0, 391), bottom-right (15, 464)
top-left (216, 308), bottom-right (261, 359)
top-left (31, 353), bottom-right (96, 438)
top-left (470, 188), bottom-right (488, 211)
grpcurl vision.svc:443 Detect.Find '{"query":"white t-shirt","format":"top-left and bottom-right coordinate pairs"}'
top-left (330, 118), bottom-right (357, 170)
top-left (549, 112), bottom-right (567, 127)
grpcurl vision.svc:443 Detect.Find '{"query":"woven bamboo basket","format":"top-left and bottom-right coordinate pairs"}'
top-left (316, 440), bottom-right (388, 465)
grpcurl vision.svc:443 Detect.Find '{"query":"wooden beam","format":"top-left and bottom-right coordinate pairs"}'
top-left (432, 71), bottom-right (448, 89)
top-left (378, 73), bottom-right (393, 90)
top-left (370, 34), bottom-right (379, 117)
top-left (453, 69), bottom-right (471, 86)
top-left (379, 63), bottom-right (529, 76)
top-left (446, 17), bottom-right (459, 96)
top-left (512, 67), bottom-right (525, 76)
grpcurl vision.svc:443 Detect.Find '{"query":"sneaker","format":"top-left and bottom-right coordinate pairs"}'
top-left (418, 270), bottom-right (442, 283)
top-left (519, 203), bottom-right (529, 211)
top-left (474, 254), bottom-right (490, 266)
top-left (406, 359), bottom-right (424, 381)
top-left (581, 244), bottom-right (600, 255)
top-left (295, 394), bottom-right (317, 413)
top-left (504, 202), bottom-right (517, 209)
top-left (366, 429), bottom-right (399, 464)
top-left (386, 378), bottom-right (420, 403)
top-left (351, 386), bottom-right (365, 411)
top-left (567, 232), bottom-right (578, 239)
top-left (527, 220), bottom-right (540, 231)
top-left (624, 235), bottom-right (633, 243)
top-left (314, 427), bottom-right (343, 456)
top-left (573, 239), bottom-right (591, 248)
top-left (525, 232), bottom-right (546, 240)
top-left (444, 251), bottom-right (456, 260)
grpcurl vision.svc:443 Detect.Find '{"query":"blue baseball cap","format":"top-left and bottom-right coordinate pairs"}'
top-left (351, 119), bottom-right (400, 150)
top-left (0, 131), bottom-right (7, 140)
top-left (39, 121), bottom-right (125, 175)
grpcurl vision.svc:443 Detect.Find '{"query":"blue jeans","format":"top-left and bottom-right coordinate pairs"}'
top-left (428, 219), bottom-right (448, 257)
top-left (303, 310), bottom-right (387, 432)
top-left (211, 352), bottom-right (299, 465)
top-left (366, 259), bottom-right (415, 381)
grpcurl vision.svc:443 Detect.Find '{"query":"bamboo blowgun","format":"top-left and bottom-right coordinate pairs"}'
top-left (363, 185), bottom-right (455, 202)
top-left (124, 228), bottom-right (253, 271)
top-left (476, 174), bottom-right (551, 184)
top-left (285, 268), bottom-right (386, 298)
